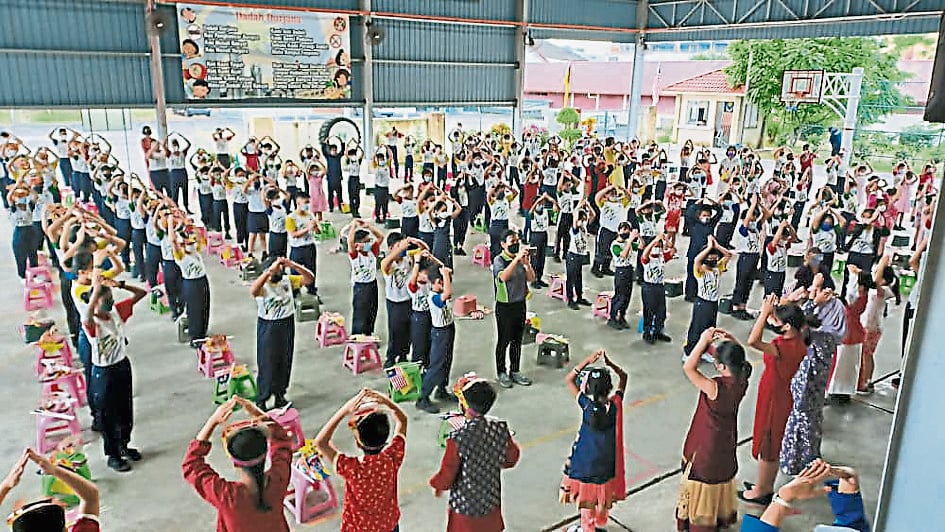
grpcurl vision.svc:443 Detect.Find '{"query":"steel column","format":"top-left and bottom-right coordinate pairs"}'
top-left (626, 0), bottom-right (649, 140)
top-left (513, 0), bottom-right (528, 137)
top-left (361, 0), bottom-right (375, 160)
top-left (146, 0), bottom-right (168, 139)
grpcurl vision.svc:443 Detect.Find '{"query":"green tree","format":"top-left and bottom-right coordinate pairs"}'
top-left (725, 38), bottom-right (912, 145)
top-left (556, 107), bottom-right (582, 149)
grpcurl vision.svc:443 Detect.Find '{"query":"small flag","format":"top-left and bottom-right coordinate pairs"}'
top-left (446, 415), bottom-right (466, 431)
top-left (386, 366), bottom-right (412, 393)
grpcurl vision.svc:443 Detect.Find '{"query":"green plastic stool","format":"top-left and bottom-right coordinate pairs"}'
top-left (899, 271), bottom-right (917, 297)
top-left (213, 369), bottom-right (258, 406)
top-left (473, 215), bottom-right (488, 234)
top-left (318, 222), bottom-right (337, 240)
top-left (438, 414), bottom-right (465, 447)
top-left (387, 362), bottom-right (423, 403)
top-left (831, 259), bottom-right (847, 279)
top-left (42, 450), bottom-right (91, 507)
top-left (149, 288), bottom-right (170, 314)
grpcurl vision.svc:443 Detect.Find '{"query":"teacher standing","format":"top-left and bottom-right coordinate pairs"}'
top-left (492, 229), bottom-right (535, 389)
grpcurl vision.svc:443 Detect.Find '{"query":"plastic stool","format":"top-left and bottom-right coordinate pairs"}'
top-left (24, 283), bottom-right (54, 312)
top-left (41, 368), bottom-right (88, 407)
top-left (21, 318), bottom-right (55, 344)
top-left (35, 398), bottom-right (82, 454)
top-left (547, 274), bottom-right (566, 301)
top-left (386, 362), bottom-right (423, 403)
top-left (212, 366), bottom-right (258, 405)
top-left (284, 462), bottom-right (339, 524)
top-left (26, 265), bottom-right (54, 287)
top-left (537, 336), bottom-right (570, 368)
top-left (197, 340), bottom-right (236, 378)
top-left (592, 291), bottom-right (613, 320)
top-left (664, 279), bottom-right (683, 298)
top-left (295, 294), bottom-right (321, 323)
top-left (206, 232), bottom-right (225, 255)
top-left (35, 339), bottom-right (74, 377)
top-left (149, 286), bottom-right (170, 314)
top-left (472, 244), bottom-right (491, 268)
top-left (317, 221), bottom-right (337, 240)
top-left (454, 294), bottom-right (477, 316)
top-left (899, 270), bottom-right (917, 297)
top-left (315, 313), bottom-right (347, 348)
top-left (342, 339), bottom-right (382, 375)
top-left (220, 244), bottom-right (245, 268)
top-left (268, 407), bottom-right (306, 451)
top-left (438, 413), bottom-right (466, 447)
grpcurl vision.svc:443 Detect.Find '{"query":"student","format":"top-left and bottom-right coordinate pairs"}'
top-left (159, 210), bottom-right (187, 320)
top-left (793, 246), bottom-right (834, 292)
top-left (560, 350), bottom-right (627, 532)
top-left (373, 148), bottom-right (392, 223)
top-left (607, 222), bottom-right (639, 330)
top-left (528, 192), bottom-right (557, 289)
top-left (740, 297), bottom-right (811, 505)
top-left (241, 137), bottom-right (261, 173)
top-left (381, 233), bottom-right (424, 368)
top-left (715, 191), bottom-right (741, 249)
top-left (731, 193), bottom-right (764, 321)
top-left (416, 266), bottom-right (458, 414)
top-left (840, 208), bottom-right (887, 300)
top-left (677, 328), bottom-right (751, 532)
top-left (450, 172), bottom-right (471, 256)
top-left (429, 377), bottom-right (521, 532)
top-left (172, 232), bottom-right (211, 347)
top-left (194, 164), bottom-right (214, 227)
top-left (7, 186), bottom-right (37, 280)
top-left (243, 173), bottom-right (271, 259)
top-left (416, 184), bottom-right (437, 250)
top-left (146, 138), bottom-right (170, 195)
top-left (763, 220), bottom-right (795, 296)
top-left (408, 253), bottom-right (440, 369)
top-left (322, 141), bottom-right (344, 211)
top-left (264, 187), bottom-right (289, 258)
top-left (343, 147), bottom-right (363, 218)
top-left (84, 272), bottom-right (148, 472)
top-left (209, 165), bottom-right (231, 238)
top-left (858, 254), bottom-right (898, 394)
top-left (827, 266), bottom-right (869, 402)
top-left (348, 220), bottom-right (384, 335)
top-left (314, 389), bottom-right (407, 532)
top-left (250, 257), bottom-right (314, 410)
top-left (640, 234), bottom-right (675, 344)
top-left (810, 206), bottom-right (840, 274)
top-left (554, 173), bottom-right (579, 262)
top-left (663, 181), bottom-right (687, 251)
top-left (183, 397), bottom-right (292, 532)
top-left (396, 184), bottom-right (419, 238)
top-left (1, 449), bottom-right (102, 532)
top-left (683, 200), bottom-right (722, 302)
top-left (630, 199), bottom-right (663, 283)
top-left (167, 134), bottom-right (192, 211)
top-left (286, 191), bottom-right (320, 297)
top-left (592, 185), bottom-right (628, 278)
top-left (212, 127), bottom-right (236, 168)
top-left (306, 162), bottom-right (329, 222)
top-left (682, 237), bottom-right (732, 362)
top-left (486, 182), bottom-right (517, 260)
top-left (567, 204), bottom-right (596, 310)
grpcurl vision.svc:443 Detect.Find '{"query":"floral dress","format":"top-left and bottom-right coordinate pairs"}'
top-left (779, 298), bottom-right (847, 475)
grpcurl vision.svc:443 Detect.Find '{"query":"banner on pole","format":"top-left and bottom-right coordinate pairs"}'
top-left (177, 4), bottom-right (352, 101)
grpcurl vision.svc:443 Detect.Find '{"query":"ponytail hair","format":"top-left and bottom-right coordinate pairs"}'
top-left (715, 341), bottom-right (752, 382)
top-left (245, 461), bottom-right (270, 513)
top-left (226, 427), bottom-right (271, 513)
top-left (582, 368), bottom-right (615, 431)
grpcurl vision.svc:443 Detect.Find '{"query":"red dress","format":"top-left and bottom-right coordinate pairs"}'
top-left (683, 376), bottom-right (748, 483)
top-left (751, 335), bottom-right (807, 460)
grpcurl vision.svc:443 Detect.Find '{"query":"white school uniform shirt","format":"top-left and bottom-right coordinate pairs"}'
top-left (569, 225), bottom-right (589, 255)
top-left (160, 234), bottom-right (175, 261)
top-left (642, 253), bottom-right (669, 284)
top-left (344, 157), bottom-right (362, 177)
top-left (114, 197), bottom-right (133, 220)
top-left (130, 206), bottom-right (145, 230)
top-left (542, 167), bottom-right (558, 187)
top-left (349, 248), bottom-right (378, 284)
top-left (637, 214), bottom-right (658, 238)
top-left (196, 173), bottom-right (213, 195)
top-left (610, 239), bottom-right (633, 268)
top-left (812, 227), bottom-right (837, 254)
top-left (849, 226), bottom-right (875, 254)
top-left (599, 200), bottom-right (625, 232)
top-left (176, 250), bottom-right (207, 279)
top-left (214, 139), bottom-right (230, 154)
top-left (286, 212), bottom-right (315, 247)
top-left (490, 194), bottom-right (512, 221)
top-left (418, 211), bottom-right (435, 233)
top-left (720, 204), bottom-right (736, 224)
top-left (401, 198), bottom-right (418, 218)
top-left (374, 167), bottom-right (390, 188)
top-left (32, 191), bottom-right (52, 222)
top-left (255, 277), bottom-right (296, 321)
top-left (168, 152), bottom-right (186, 169)
top-left (765, 241), bottom-right (788, 273)
top-left (12, 206), bottom-right (33, 227)
top-left (268, 205), bottom-right (287, 233)
top-left (149, 152), bottom-right (168, 171)
top-left (145, 216), bottom-right (162, 245)
top-left (422, 150), bottom-right (435, 164)
top-left (862, 285), bottom-right (893, 332)
top-left (695, 265), bottom-right (724, 302)
top-left (230, 179), bottom-right (249, 204)
top-left (468, 165), bottom-right (485, 186)
top-left (410, 281), bottom-right (430, 312)
top-left (384, 258), bottom-right (412, 303)
top-left (453, 182), bottom-right (469, 207)
top-left (558, 191), bottom-right (576, 214)
top-left (429, 292), bottom-right (454, 328)
top-left (54, 139), bottom-right (70, 158)
top-left (531, 209), bottom-right (549, 233)
top-left (211, 182), bottom-right (227, 201)
top-left (247, 187), bottom-right (265, 213)
top-left (72, 156), bottom-right (89, 173)
top-left (87, 308), bottom-right (130, 367)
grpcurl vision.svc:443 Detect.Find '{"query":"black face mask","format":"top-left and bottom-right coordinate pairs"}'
top-left (507, 243), bottom-right (520, 254)
top-left (619, 232), bottom-right (630, 239)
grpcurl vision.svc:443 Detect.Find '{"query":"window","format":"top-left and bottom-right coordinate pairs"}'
top-left (686, 100), bottom-right (709, 126)
top-left (744, 101), bottom-right (759, 129)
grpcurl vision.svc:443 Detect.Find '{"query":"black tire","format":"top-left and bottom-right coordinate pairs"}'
top-left (318, 117), bottom-right (361, 146)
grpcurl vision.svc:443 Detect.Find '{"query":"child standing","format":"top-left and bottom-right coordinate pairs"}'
top-left (763, 220), bottom-right (795, 296)
top-left (348, 220), bottom-right (384, 335)
top-left (344, 148), bottom-right (363, 218)
top-left (429, 376), bottom-right (520, 532)
top-left (306, 162), bottom-right (329, 222)
top-left (560, 350), bottom-right (627, 532)
top-left (827, 266), bottom-right (869, 402)
top-left (172, 233), bottom-right (211, 348)
top-left (373, 148), bottom-right (392, 223)
top-left (396, 184), bottom-right (419, 238)
top-left (608, 222), bottom-right (639, 330)
top-left (683, 237), bottom-right (732, 362)
top-left (265, 188), bottom-right (289, 258)
top-left (286, 191), bottom-right (320, 297)
top-left (859, 254), bottom-right (898, 394)
top-left (528, 192), bottom-right (557, 289)
top-left (640, 234), bottom-right (675, 344)
top-left (567, 204), bottom-right (596, 310)
top-left (314, 389), bottom-right (407, 532)
top-left (416, 267), bottom-right (458, 414)
top-left (408, 253), bottom-right (440, 369)
top-left (592, 185), bottom-right (628, 277)
top-left (381, 233), bottom-right (424, 368)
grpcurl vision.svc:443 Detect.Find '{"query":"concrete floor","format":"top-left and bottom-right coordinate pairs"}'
top-left (0, 199), bottom-right (904, 532)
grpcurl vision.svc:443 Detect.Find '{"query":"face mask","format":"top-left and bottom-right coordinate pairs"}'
top-left (185, 244), bottom-right (197, 253)
top-left (474, 159), bottom-right (483, 166)
top-left (699, 216), bottom-right (710, 224)
top-left (811, 254), bottom-right (823, 266)
top-left (507, 243), bottom-right (520, 254)
top-left (535, 205), bottom-right (544, 214)
top-left (300, 204), bottom-right (310, 212)
top-left (100, 300), bottom-right (114, 313)
top-left (650, 250), bottom-right (662, 260)
top-left (704, 259), bottom-right (718, 268)
top-left (15, 197), bottom-right (28, 205)
top-left (423, 174), bottom-right (432, 182)
top-left (723, 200), bottom-right (733, 208)
top-left (437, 211), bottom-right (450, 220)
top-left (619, 232), bottom-right (630, 239)
top-left (821, 222), bottom-right (833, 231)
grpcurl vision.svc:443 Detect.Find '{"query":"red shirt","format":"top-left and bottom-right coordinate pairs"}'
top-left (335, 433), bottom-right (406, 532)
top-left (182, 424), bottom-right (293, 532)
top-left (522, 180), bottom-right (539, 210)
top-left (141, 137), bottom-right (153, 169)
top-left (800, 152), bottom-right (815, 172)
top-left (72, 516), bottom-right (101, 532)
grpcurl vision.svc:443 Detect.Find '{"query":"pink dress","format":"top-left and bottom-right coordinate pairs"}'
top-left (308, 174), bottom-right (328, 213)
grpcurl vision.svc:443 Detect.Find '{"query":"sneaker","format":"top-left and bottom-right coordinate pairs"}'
top-left (644, 333), bottom-right (656, 344)
top-left (592, 270), bottom-right (604, 279)
top-left (617, 319), bottom-right (630, 330)
top-left (91, 419), bottom-right (103, 433)
top-left (577, 298), bottom-right (592, 306)
top-left (455, 247), bottom-right (467, 256)
top-left (684, 296), bottom-right (696, 303)
top-left (497, 373), bottom-right (513, 388)
top-left (568, 302), bottom-right (580, 310)
top-left (655, 332), bottom-right (673, 343)
top-left (553, 255), bottom-right (562, 263)
top-left (255, 400), bottom-right (269, 411)
top-left (700, 353), bottom-right (715, 364)
top-left (531, 282), bottom-right (543, 290)
top-left (510, 372), bottom-right (532, 386)
top-left (122, 447), bottom-right (143, 462)
top-left (538, 280), bottom-right (549, 288)
top-left (415, 398), bottom-right (440, 414)
top-left (274, 395), bottom-right (289, 409)
top-left (435, 388), bottom-right (459, 403)
top-left (607, 319), bottom-right (622, 330)
top-left (107, 456), bottom-right (132, 473)
top-left (731, 309), bottom-right (753, 321)
top-left (602, 268), bottom-right (615, 276)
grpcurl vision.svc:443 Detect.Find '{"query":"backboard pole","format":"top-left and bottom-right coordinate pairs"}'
top-left (840, 67), bottom-right (864, 172)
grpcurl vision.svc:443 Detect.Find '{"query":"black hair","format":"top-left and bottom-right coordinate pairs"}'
top-left (774, 303), bottom-right (821, 346)
top-left (182, 38), bottom-right (200, 54)
top-left (226, 427), bottom-right (271, 512)
top-left (501, 229), bottom-right (519, 242)
top-left (463, 381), bottom-right (497, 415)
top-left (295, 190), bottom-right (310, 200)
top-left (715, 340), bottom-right (752, 381)
top-left (142, 125), bottom-right (151, 135)
top-left (192, 79), bottom-right (210, 93)
top-left (334, 69), bottom-right (351, 86)
top-left (355, 411), bottom-right (390, 454)
top-left (12, 502), bottom-right (66, 532)
top-left (881, 265), bottom-right (902, 306)
top-left (583, 367), bottom-right (615, 431)
top-left (427, 268), bottom-right (444, 285)
top-left (354, 229), bottom-right (371, 243)
top-left (386, 231), bottom-right (404, 247)
top-left (73, 250), bottom-right (94, 273)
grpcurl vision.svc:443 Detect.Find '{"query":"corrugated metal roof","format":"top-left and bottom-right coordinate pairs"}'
top-left (373, 63), bottom-right (515, 104)
top-left (372, 19), bottom-right (516, 63)
top-left (373, 0), bottom-right (516, 21)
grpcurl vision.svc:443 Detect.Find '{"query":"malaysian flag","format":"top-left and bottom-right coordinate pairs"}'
top-left (386, 366), bottom-right (412, 393)
top-left (445, 414), bottom-right (466, 431)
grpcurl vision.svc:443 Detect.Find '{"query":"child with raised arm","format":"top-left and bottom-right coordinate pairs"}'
top-left (315, 389), bottom-right (408, 532)
top-left (347, 219), bottom-right (384, 335)
top-left (1, 449), bottom-right (101, 531)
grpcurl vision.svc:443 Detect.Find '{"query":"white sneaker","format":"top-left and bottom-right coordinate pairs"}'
top-left (701, 353), bottom-right (715, 363)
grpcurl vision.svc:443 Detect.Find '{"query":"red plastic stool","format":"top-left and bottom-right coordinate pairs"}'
top-left (35, 393), bottom-right (82, 454)
top-left (267, 407), bottom-right (305, 451)
top-left (592, 291), bottom-right (613, 320)
top-left (35, 338), bottom-right (75, 377)
top-left (197, 339), bottom-right (236, 378)
top-left (206, 232), bottom-right (225, 255)
top-left (24, 283), bottom-right (54, 312)
top-left (342, 338), bottom-right (382, 374)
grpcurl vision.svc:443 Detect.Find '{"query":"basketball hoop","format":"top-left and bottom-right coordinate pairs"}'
top-left (785, 91), bottom-right (805, 112)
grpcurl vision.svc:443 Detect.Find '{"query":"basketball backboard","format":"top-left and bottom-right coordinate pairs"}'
top-left (780, 70), bottom-right (825, 105)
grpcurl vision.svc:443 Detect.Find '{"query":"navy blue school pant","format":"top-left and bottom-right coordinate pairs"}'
top-left (114, 217), bottom-right (131, 267)
top-left (374, 186), bottom-right (390, 221)
top-left (351, 280), bottom-right (379, 335)
top-left (420, 324), bottom-right (455, 399)
top-left (635, 236), bottom-right (655, 282)
top-left (566, 251), bottom-right (585, 303)
top-left (594, 227), bottom-right (617, 273)
top-left (289, 244), bottom-right (317, 295)
top-left (11, 225), bottom-right (37, 279)
top-left (385, 299), bottom-right (411, 367)
top-left (610, 265), bottom-right (633, 322)
top-left (162, 259), bottom-right (184, 316)
top-left (763, 269), bottom-right (786, 296)
top-left (841, 251), bottom-right (875, 300)
top-left (90, 357), bottom-right (133, 458)
top-left (149, 169), bottom-right (170, 195)
top-left (327, 176), bottom-right (343, 211)
top-left (182, 276), bottom-right (210, 341)
top-left (74, 172), bottom-right (92, 202)
top-left (213, 199), bottom-right (231, 234)
top-left (233, 202), bottom-right (249, 245)
top-left (347, 176), bottom-right (361, 218)
top-left (433, 226), bottom-right (453, 269)
top-left (642, 282), bottom-right (666, 335)
top-left (404, 155), bottom-right (414, 179)
top-left (402, 216), bottom-right (419, 239)
top-left (59, 157), bottom-right (73, 188)
top-left (170, 168), bottom-right (189, 209)
top-left (452, 207), bottom-right (469, 248)
top-left (685, 253), bottom-right (698, 300)
top-left (716, 222), bottom-right (735, 249)
top-left (411, 310), bottom-right (432, 368)
top-left (419, 231), bottom-right (435, 251)
top-left (684, 297), bottom-right (719, 358)
top-left (59, 275), bottom-right (80, 347)
top-left (145, 243), bottom-right (162, 287)
top-left (268, 232), bottom-right (288, 258)
top-left (131, 229), bottom-right (146, 281)
top-left (198, 193), bottom-right (213, 227)
top-left (78, 330), bottom-right (98, 423)
top-left (488, 219), bottom-right (509, 262)
top-left (732, 252), bottom-right (759, 307)
top-left (256, 316), bottom-right (295, 404)
top-left (555, 213), bottom-right (573, 259)
top-left (529, 231), bottom-right (548, 281)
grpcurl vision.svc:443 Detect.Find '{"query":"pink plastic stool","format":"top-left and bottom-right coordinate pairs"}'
top-left (547, 274), bottom-right (566, 302)
top-left (342, 340), bottom-right (382, 374)
top-left (41, 368), bottom-right (88, 407)
top-left (206, 232), bottom-right (225, 255)
top-left (35, 400), bottom-right (82, 454)
top-left (35, 340), bottom-right (75, 377)
top-left (284, 463), bottom-right (339, 524)
top-left (26, 265), bottom-right (53, 287)
top-left (315, 314), bottom-right (347, 348)
top-left (24, 283), bottom-right (54, 311)
top-left (193, 225), bottom-right (208, 245)
top-left (267, 407), bottom-right (305, 451)
top-left (197, 342), bottom-right (236, 378)
top-left (220, 244), bottom-right (245, 268)
top-left (472, 244), bottom-right (491, 268)
top-left (592, 291), bottom-right (613, 320)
